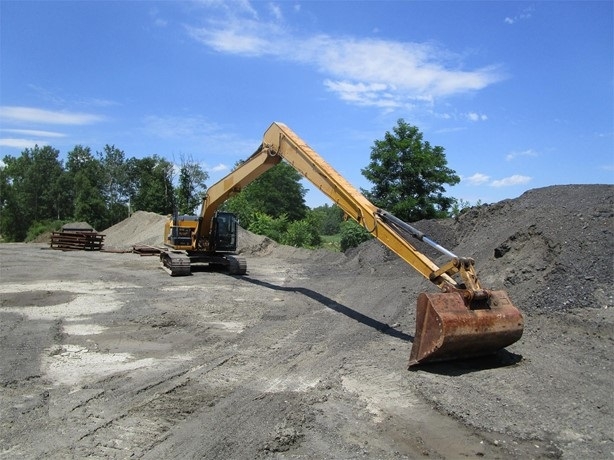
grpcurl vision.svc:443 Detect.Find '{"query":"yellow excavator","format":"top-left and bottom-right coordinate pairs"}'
top-left (161, 122), bottom-right (524, 367)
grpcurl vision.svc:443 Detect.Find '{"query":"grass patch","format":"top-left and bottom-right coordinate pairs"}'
top-left (320, 234), bottom-right (341, 252)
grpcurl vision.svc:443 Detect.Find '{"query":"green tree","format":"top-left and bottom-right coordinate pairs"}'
top-left (99, 144), bottom-right (129, 226)
top-left (223, 191), bottom-right (257, 229)
top-left (126, 155), bottom-right (175, 215)
top-left (176, 155), bottom-right (208, 215)
top-left (66, 145), bottom-right (107, 230)
top-left (0, 156), bottom-right (26, 241)
top-left (361, 119), bottom-right (460, 222)
top-left (0, 146), bottom-right (66, 240)
top-left (224, 161), bottom-right (308, 224)
top-left (312, 203), bottom-right (344, 235)
top-left (248, 212), bottom-right (288, 242)
top-left (282, 210), bottom-right (322, 248)
top-left (26, 145), bottom-right (65, 221)
top-left (339, 219), bottom-right (372, 251)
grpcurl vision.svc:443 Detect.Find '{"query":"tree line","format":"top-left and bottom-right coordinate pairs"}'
top-left (0, 144), bottom-right (207, 241)
top-left (0, 119), bottom-right (462, 248)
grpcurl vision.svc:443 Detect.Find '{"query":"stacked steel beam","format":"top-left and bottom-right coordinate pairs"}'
top-left (50, 231), bottom-right (105, 251)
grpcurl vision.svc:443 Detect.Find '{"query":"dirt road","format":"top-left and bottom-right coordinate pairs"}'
top-left (0, 249), bottom-right (610, 458)
top-left (1, 185), bottom-right (612, 459)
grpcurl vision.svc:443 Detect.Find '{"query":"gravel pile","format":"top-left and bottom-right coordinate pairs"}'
top-left (101, 211), bottom-right (273, 253)
top-left (341, 184), bottom-right (613, 313)
top-left (102, 211), bottom-right (168, 249)
top-left (102, 185), bottom-right (613, 313)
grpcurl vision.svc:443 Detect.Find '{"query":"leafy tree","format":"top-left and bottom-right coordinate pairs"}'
top-left (0, 156), bottom-right (25, 241)
top-left (339, 220), bottom-right (372, 251)
top-left (361, 119), bottom-right (460, 222)
top-left (312, 203), bottom-right (344, 235)
top-left (99, 144), bottom-right (129, 226)
top-left (282, 210), bottom-right (322, 248)
top-left (66, 145), bottom-right (107, 230)
top-left (224, 161), bottom-right (308, 224)
top-left (0, 146), bottom-right (65, 240)
top-left (126, 156), bottom-right (175, 215)
top-left (222, 191), bottom-right (257, 229)
top-left (26, 145), bottom-right (65, 221)
top-left (247, 210), bottom-right (321, 248)
top-left (248, 212), bottom-right (288, 242)
top-left (176, 155), bottom-right (208, 215)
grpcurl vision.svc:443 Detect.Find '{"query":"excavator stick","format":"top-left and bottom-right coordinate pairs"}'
top-left (408, 290), bottom-right (524, 367)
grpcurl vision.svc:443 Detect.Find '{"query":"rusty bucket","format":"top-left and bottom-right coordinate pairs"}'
top-left (408, 290), bottom-right (524, 367)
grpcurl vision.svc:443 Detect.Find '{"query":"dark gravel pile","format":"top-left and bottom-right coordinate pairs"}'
top-left (455, 184), bottom-right (613, 312)
top-left (102, 185), bottom-right (613, 313)
top-left (344, 184), bottom-right (614, 313)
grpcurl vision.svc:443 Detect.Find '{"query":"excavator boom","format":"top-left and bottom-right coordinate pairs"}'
top-left (163, 122), bottom-right (524, 367)
top-left (260, 123), bottom-right (523, 366)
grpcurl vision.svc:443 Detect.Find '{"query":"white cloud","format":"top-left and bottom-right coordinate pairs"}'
top-left (268, 3), bottom-right (283, 21)
top-left (208, 163), bottom-right (229, 173)
top-left (490, 174), bottom-right (532, 187)
top-left (0, 138), bottom-right (41, 149)
top-left (142, 114), bottom-right (256, 156)
top-left (505, 149), bottom-right (538, 161)
top-left (465, 173), bottom-right (491, 185)
top-left (186, 4), bottom-right (505, 109)
top-left (149, 7), bottom-right (168, 27)
top-left (0, 106), bottom-right (104, 125)
top-left (2, 129), bottom-right (66, 138)
top-left (504, 6), bottom-right (534, 25)
top-left (466, 112), bottom-right (488, 122)
top-left (323, 80), bottom-right (402, 109)
top-left (463, 172), bottom-right (531, 187)
top-left (188, 23), bottom-right (273, 55)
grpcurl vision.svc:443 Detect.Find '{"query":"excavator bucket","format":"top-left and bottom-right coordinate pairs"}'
top-left (408, 290), bottom-right (524, 367)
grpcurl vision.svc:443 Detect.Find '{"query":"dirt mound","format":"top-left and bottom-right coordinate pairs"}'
top-left (102, 185), bottom-right (613, 313)
top-left (451, 184), bottom-right (613, 312)
top-left (62, 222), bottom-right (95, 232)
top-left (342, 184), bottom-right (613, 313)
top-left (102, 211), bottom-right (168, 249)
top-left (237, 227), bottom-right (278, 256)
top-left (102, 211), bottom-right (276, 254)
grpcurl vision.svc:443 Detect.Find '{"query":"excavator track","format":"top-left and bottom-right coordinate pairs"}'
top-left (160, 250), bottom-right (191, 276)
top-left (160, 251), bottom-right (247, 276)
top-left (226, 255), bottom-right (247, 275)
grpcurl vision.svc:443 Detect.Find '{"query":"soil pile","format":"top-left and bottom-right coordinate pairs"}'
top-left (102, 186), bottom-right (614, 313)
top-left (101, 211), bottom-right (274, 254)
top-left (455, 184), bottom-right (613, 312)
top-left (102, 211), bottom-right (168, 249)
top-left (61, 222), bottom-right (95, 232)
top-left (339, 184), bottom-right (613, 313)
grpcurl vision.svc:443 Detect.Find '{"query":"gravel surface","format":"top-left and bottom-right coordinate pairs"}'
top-left (0, 184), bottom-right (612, 459)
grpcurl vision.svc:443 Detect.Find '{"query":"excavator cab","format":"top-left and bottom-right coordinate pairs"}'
top-left (211, 212), bottom-right (239, 252)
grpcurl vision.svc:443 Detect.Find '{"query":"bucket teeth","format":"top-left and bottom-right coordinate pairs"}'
top-left (408, 290), bottom-right (524, 367)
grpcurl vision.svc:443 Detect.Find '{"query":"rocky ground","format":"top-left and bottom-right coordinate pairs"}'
top-left (0, 184), bottom-right (612, 459)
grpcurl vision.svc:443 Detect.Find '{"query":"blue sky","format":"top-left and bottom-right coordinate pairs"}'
top-left (1, 0), bottom-right (612, 208)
